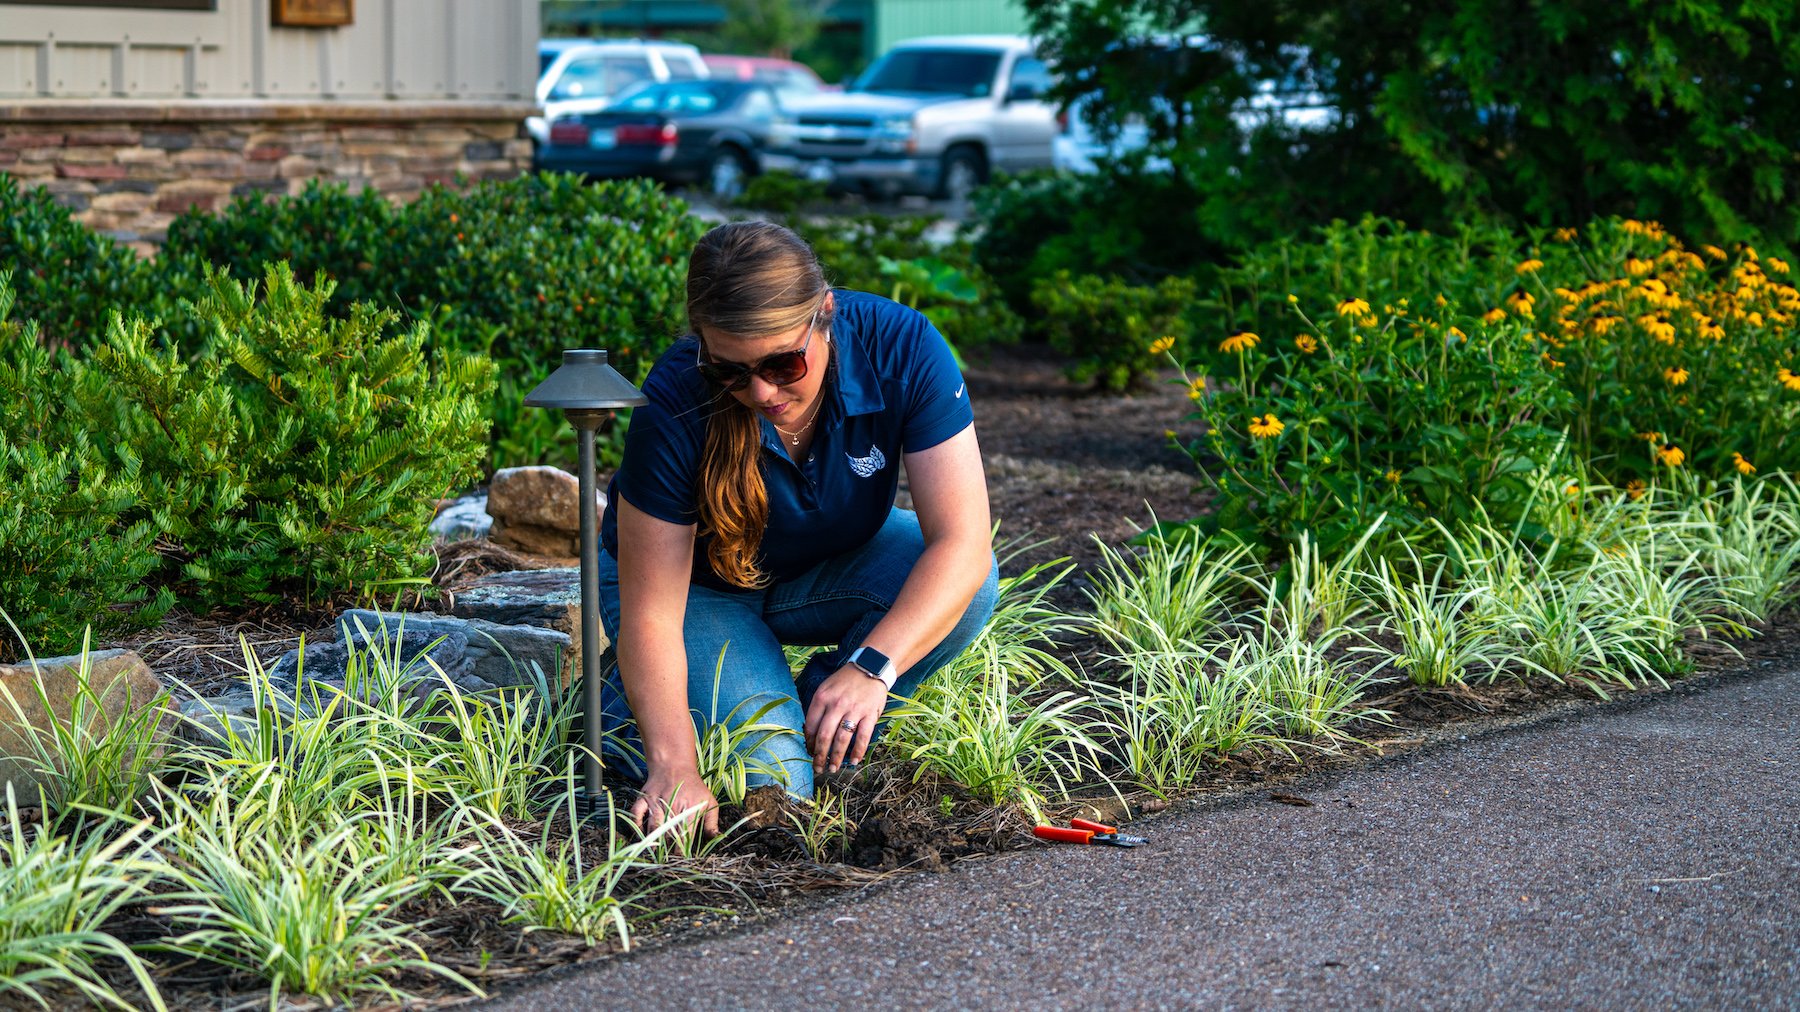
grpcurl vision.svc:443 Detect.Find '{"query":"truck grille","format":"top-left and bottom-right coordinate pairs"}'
top-left (791, 115), bottom-right (875, 156)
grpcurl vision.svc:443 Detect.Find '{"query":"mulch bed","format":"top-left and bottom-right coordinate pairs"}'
top-left (59, 341), bottom-right (1800, 1009)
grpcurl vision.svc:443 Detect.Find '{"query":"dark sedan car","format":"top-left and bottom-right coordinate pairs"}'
top-left (535, 79), bottom-right (802, 201)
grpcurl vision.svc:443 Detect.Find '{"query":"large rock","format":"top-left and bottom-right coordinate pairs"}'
top-left (448, 567), bottom-right (609, 686)
top-left (485, 466), bottom-right (604, 561)
top-left (0, 650), bottom-right (168, 805)
top-left (269, 610), bottom-right (572, 691)
top-left (486, 466), bottom-right (589, 532)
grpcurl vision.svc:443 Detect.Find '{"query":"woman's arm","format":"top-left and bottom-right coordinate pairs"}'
top-left (615, 496), bottom-right (719, 835)
top-left (804, 424), bottom-right (992, 773)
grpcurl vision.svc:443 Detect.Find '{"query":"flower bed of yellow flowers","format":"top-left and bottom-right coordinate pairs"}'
top-left (1165, 216), bottom-right (1800, 552)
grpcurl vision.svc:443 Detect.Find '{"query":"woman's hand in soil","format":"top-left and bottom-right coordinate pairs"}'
top-left (631, 764), bottom-right (720, 843)
top-left (805, 666), bottom-right (888, 774)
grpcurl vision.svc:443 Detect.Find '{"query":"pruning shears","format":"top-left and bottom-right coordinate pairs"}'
top-left (1033, 817), bottom-right (1148, 848)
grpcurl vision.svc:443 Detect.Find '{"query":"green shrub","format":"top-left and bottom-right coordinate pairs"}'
top-left (0, 173), bottom-right (163, 352)
top-left (1031, 270), bottom-right (1196, 391)
top-left (792, 213), bottom-right (1023, 356)
top-left (969, 168), bottom-right (1223, 321)
top-left (0, 281), bottom-right (169, 660)
top-left (1178, 215), bottom-right (1800, 551)
top-left (67, 263), bottom-right (494, 608)
top-left (163, 173), bottom-right (705, 470)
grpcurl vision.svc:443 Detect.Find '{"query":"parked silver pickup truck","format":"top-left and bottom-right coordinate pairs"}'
top-left (762, 35), bottom-right (1058, 200)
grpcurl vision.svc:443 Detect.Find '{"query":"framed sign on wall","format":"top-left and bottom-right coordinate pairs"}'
top-left (271, 0), bottom-right (352, 27)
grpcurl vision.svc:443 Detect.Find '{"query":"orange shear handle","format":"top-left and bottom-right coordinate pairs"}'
top-left (1033, 825), bottom-right (1095, 844)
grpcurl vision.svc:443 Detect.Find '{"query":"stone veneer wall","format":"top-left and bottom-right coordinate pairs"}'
top-left (0, 101), bottom-right (536, 253)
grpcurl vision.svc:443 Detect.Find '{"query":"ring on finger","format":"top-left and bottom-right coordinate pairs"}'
top-left (840, 717), bottom-right (858, 732)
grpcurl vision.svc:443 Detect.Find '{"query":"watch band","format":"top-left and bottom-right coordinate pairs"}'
top-left (847, 646), bottom-right (898, 690)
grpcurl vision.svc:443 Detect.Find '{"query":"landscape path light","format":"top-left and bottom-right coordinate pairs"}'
top-left (524, 349), bottom-right (646, 819)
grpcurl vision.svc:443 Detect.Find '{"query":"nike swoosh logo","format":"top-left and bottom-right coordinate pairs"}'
top-left (954, 383), bottom-right (966, 399)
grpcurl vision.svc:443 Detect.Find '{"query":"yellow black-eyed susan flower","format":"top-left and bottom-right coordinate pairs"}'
top-left (1219, 331), bottom-right (1260, 354)
top-left (1657, 444), bottom-right (1686, 467)
top-left (1770, 257), bottom-right (1790, 274)
top-left (1384, 469), bottom-right (1402, 484)
top-left (1148, 335), bottom-right (1176, 355)
top-left (1294, 334), bottom-right (1318, 354)
top-left (1482, 308), bottom-right (1507, 324)
top-left (1625, 479), bottom-right (1646, 500)
top-left (1248, 414), bottom-right (1285, 438)
top-left (1515, 259), bottom-right (1545, 274)
top-left (1702, 244), bottom-right (1727, 261)
top-left (1336, 298), bottom-right (1371, 317)
top-left (1733, 452), bottom-right (1756, 475)
top-left (1663, 366), bottom-right (1689, 386)
top-left (1778, 367), bottom-right (1800, 392)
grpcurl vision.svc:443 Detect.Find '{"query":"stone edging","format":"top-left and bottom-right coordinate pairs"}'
top-left (0, 99), bottom-right (540, 124)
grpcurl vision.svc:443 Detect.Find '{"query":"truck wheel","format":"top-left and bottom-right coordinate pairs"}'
top-left (937, 146), bottom-right (986, 201)
top-left (708, 146), bottom-right (753, 203)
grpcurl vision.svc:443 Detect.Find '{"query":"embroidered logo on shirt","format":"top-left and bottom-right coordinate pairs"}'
top-left (847, 445), bottom-right (887, 478)
top-left (954, 382), bottom-right (966, 399)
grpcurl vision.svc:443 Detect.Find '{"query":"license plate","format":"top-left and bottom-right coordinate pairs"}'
top-left (804, 160), bottom-right (835, 183)
top-left (589, 129), bottom-right (616, 150)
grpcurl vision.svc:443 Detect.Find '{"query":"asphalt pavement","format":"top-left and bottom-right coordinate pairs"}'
top-left (485, 661), bottom-right (1800, 1011)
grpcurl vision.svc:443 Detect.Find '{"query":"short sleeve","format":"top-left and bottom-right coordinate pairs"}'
top-left (899, 314), bottom-right (973, 451)
top-left (611, 368), bottom-right (704, 528)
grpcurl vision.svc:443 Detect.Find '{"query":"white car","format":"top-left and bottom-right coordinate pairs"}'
top-left (761, 35), bottom-right (1060, 200)
top-left (529, 40), bottom-right (709, 149)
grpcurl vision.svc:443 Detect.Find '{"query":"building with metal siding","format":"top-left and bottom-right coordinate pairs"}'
top-left (565, 0), bottom-right (1027, 62)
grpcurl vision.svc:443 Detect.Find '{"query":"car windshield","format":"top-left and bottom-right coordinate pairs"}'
top-left (852, 49), bottom-right (1002, 97)
top-left (611, 81), bottom-right (732, 114)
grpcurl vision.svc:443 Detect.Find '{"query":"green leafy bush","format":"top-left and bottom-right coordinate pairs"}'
top-left (0, 284), bottom-right (169, 659)
top-left (163, 173), bottom-right (704, 470)
top-left (1031, 270), bottom-right (1196, 391)
top-left (0, 174), bottom-right (163, 352)
top-left (63, 264), bottom-right (495, 608)
top-left (970, 169), bottom-right (1223, 320)
top-left (792, 213), bottom-right (1023, 355)
top-left (1179, 215), bottom-right (1800, 551)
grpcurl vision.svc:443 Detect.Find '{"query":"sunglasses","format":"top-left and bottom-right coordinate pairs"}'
top-left (696, 305), bottom-right (821, 392)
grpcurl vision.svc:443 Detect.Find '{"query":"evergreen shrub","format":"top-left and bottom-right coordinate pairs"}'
top-left (163, 173), bottom-right (705, 469)
top-left (66, 264), bottom-right (497, 607)
top-left (0, 174), bottom-right (163, 352)
top-left (0, 282), bottom-right (168, 659)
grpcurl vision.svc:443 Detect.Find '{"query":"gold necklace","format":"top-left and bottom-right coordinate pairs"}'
top-left (771, 393), bottom-right (824, 447)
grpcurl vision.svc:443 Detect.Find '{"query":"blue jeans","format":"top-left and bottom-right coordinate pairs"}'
top-left (596, 506), bottom-right (999, 799)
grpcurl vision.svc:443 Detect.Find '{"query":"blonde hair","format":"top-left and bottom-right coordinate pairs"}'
top-left (688, 221), bottom-right (829, 588)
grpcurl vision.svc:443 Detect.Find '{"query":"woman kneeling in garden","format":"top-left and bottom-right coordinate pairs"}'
top-left (598, 220), bottom-right (998, 832)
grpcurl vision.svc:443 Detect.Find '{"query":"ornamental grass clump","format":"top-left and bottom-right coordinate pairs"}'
top-left (0, 796), bottom-right (168, 1012)
top-left (0, 623), bottom-right (174, 829)
top-left (1094, 641), bottom-right (1272, 795)
top-left (448, 788), bottom-right (701, 950)
top-left (1083, 525), bottom-right (1252, 655)
top-left (1358, 554), bottom-right (1507, 688)
top-left (1681, 474), bottom-right (1800, 621)
top-left (149, 775), bottom-right (481, 1009)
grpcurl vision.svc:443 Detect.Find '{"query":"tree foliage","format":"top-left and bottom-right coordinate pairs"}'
top-left (1023, 0), bottom-right (1800, 247)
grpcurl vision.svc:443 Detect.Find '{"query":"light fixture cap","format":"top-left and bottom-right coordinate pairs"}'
top-left (523, 349), bottom-right (648, 410)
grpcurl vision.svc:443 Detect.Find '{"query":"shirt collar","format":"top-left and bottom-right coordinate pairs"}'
top-left (829, 295), bottom-right (885, 418)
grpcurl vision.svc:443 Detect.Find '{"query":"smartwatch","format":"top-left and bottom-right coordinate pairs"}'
top-left (846, 645), bottom-right (899, 690)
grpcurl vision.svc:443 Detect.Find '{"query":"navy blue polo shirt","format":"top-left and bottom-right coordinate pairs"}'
top-left (601, 288), bottom-right (972, 590)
